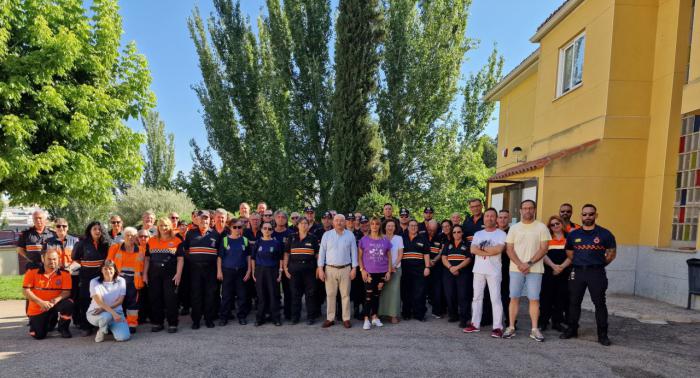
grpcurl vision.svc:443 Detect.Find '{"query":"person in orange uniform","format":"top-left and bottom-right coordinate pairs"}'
top-left (144, 218), bottom-right (184, 333)
top-left (107, 227), bottom-right (145, 333)
top-left (23, 248), bottom-right (73, 339)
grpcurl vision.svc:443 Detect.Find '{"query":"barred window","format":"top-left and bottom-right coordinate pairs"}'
top-left (672, 115), bottom-right (700, 245)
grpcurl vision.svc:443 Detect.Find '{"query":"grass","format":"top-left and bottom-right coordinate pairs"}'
top-left (0, 275), bottom-right (24, 300)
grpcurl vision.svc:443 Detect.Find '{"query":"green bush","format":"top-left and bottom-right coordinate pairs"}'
top-left (114, 185), bottom-right (196, 227)
top-left (355, 187), bottom-right (397, 218)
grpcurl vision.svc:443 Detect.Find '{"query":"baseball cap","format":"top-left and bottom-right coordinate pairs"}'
top-left (346, 213), bottom-right (355, 221)
top-left (322, 211), bottom-right (332, 219)
top-left (359, 215), bottom-right (369, 223)
top-left (399, 208), bottom-right (410, 216)
top-left (424, 207), bottom-right (434, 213)
top-left (197, 210), bottom-right (210, 218)
top-left (304, 206), bottom-right (314, 213)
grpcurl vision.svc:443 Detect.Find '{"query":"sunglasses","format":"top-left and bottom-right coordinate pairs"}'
top-left (549, 222), bottom-right (561, 227)
top-left (231, 225), bottom-right (243, 230)
top-left (452, 230), bottom-right (463, 234)
top-left (138, 235), bottom-right (149, 239)
top-left (263, 214), bottom-right (273, 217)
top-left (55, 225), bottom-right (68, 229)
top-left (170, 216), bottom-right (179, 220)
top-left (400, 215), bottom-right (409, 218)
top-left (111, 221), bottom-right (122, 224)
top-left (291, 216), bottom-right (299, 220)
top-left (581, 212), bottom-right (595, 216)
top-left (560, 210), bottom-right (572, 214)
top-left (262, 227), bottom-right (272, 231)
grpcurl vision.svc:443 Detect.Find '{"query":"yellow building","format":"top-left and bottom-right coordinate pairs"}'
top-left (485, 0), bottom-right (700, 308)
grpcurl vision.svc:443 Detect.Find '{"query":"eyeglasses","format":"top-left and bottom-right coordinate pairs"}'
top-left (400, 215), bottom-right (409, 218)
top-left (559, 210), bottom-right (572, 214)
top-left (549, 222), bottom-right (561, 227)
top-left (111, 221), bottom-right (122, 224)
top-left (170, 216), bottom-right (179, 220)
top-left (263, 214), bottom-right (273, 217)
top-left (581, 212), bottom-right (595, 216)
top-left (138, 235), bottom-right (149, 239)
top-left (291, 216), bottom-right (299, 220)
top-left (55, 225), bottom-right (68, 229)
top-left (262, 227), bottom-right (272, 231)
top-left (452, 230), bottom-right (463, 234)
top-left (231, 225), bottom-right (243, 230)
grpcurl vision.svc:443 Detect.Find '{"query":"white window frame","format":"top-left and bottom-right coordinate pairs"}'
top-left (556, 32), bottom-right (585, 98)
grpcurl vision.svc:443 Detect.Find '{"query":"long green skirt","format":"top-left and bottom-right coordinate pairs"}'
top-left (378, 267), bottom-right (401, 317)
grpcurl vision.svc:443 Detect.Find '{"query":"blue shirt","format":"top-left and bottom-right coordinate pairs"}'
top-left (218, 236), bottom-right (250, 269)
top-left (565, 225), bottom-right (616, 267)
top-left (252, 239), bottom-right (283, 268)
top-left (318, 229), bottom-right (358, 268)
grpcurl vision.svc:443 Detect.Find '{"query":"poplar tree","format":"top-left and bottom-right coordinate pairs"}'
top-left (142, 110), bottom-right (176, 189)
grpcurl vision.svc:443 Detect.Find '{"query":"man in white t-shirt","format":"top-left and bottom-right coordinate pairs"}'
top-left (503, 200), bottom-right (550, 342)
top-left (464, 208), bottom-right (507, 338)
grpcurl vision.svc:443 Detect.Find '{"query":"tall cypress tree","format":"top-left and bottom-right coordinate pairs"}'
top-left (329, 0), bottom-right (384, 211)
top-left (142, 110), bottom-right (176, 189)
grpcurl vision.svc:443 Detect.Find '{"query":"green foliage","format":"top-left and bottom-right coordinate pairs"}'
top-left (142, 110), bottom-right (175, 189)
top-left (329, 0), bottom-right (384, 211)
top-left (0, 0), bottom-right (154, 208)
top-left (461, 46), bottom-right (504, 145)
top-left (355, 187), bottom-right (397, 218)
top-left (480, 135), bottom-right (498, 169)
top-left (114, 185), bottom-right (196, 228)
top-left (48, 197), bottom-right (114, 231)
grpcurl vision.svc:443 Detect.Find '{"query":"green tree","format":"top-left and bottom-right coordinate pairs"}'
top-left (0, 0), bottom-right (154, 208)
top-left (329, 0), bottom-right (384, 211)
top-left (461, 46), bottom-right (504, 145)
top-left (142, 110), bottom-right (175, 189)
top-left (114, 185), bottom-right (196, 228)
top-left (378, 0), bottom-right (472, 204)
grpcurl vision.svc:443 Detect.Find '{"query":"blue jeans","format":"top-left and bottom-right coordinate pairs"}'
top-left (509, 272), bottom-right (543, 300)
top-left (87, 308), bottom-right (131, 341)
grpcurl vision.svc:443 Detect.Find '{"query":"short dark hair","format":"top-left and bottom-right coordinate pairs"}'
top-left (499, 209), bottom-right (510, 214)
top-left (560, 203), bottom-right (573, 209)
top-left (484, 207), bottom-right (498, 216)
top-left (520, 199), bottom-right (536, 208)
top-left (582, 203), bottom-right (597, 212)
top-left (468, 198), bottom-right (483, 205)
top-left (383, 203), bottom-right (393, 208)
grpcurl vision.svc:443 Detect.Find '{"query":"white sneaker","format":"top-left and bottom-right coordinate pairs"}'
top-left (94, 330), bottom-right (105, 343)
top-left (372, 318), bottom-right (383, 327)
top-left (363, 319), bottom-right (371, 330)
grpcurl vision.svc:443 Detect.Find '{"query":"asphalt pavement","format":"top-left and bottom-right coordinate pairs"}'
top-left (0, 300), bottom-right (697, 377)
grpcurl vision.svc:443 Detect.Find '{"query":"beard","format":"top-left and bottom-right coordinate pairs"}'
top-left (582, 219), bottom-right (594, 226)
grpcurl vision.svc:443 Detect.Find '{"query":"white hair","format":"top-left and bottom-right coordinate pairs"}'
top-left (123, 227), bottom-right (138, 236)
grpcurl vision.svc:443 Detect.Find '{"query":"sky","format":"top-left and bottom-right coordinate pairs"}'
top-left (118, 0), bottom-right (563, 173)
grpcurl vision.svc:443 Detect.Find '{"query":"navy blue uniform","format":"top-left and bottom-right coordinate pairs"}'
top-left (273, 228), bottom-right (295, 320)
top-left (218, 236), bottom-right (250, 321)
top-left (565, 225), bottom-right (616, 336)
top-left (426, 233), bottom-right (446, 317)
top-left (183, 228), bottom-right (220, 325)
top-left (462, 214), bottom-right (484, 243)
top-left (252, 239), bottom-right (284, 323)
top-left (17, 227), bottom-right (55, 269)
top-left (286, 233), bottom-right (319, 321)
top-left (400, 234), bottom-right (429, 320)
top-left (441, 241), bottom-right (473, 325)
top-left (72, 239), bottom-right (109, 330)
top-left (146, 237), bottom-right (185, 327)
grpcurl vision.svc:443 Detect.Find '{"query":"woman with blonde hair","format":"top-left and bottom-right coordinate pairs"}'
top-left (143, 218), bottom-right (184, 333)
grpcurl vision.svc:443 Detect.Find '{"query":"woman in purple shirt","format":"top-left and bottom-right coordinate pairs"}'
top-left (358, 217), bottom-right (392, 330)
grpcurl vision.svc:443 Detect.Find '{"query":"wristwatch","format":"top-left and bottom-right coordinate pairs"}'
top-left (527, 260), bottom-right (534, 267)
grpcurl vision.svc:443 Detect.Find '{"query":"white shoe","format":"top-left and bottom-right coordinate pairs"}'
top-left (371, 318), bottom-right (383, 327)
top-left (94, 330), bottom-right (105, 343)
top-left (363, 319), bottom-right (371, 330)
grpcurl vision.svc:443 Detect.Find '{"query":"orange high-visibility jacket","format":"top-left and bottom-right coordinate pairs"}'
top-left (107, 243), bottom-right (146, 290)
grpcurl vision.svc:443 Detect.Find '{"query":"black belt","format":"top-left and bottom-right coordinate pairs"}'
top-left (326, 264), bottom-right (350, 269)
top-left (573, 265), bottom-right (605, 270)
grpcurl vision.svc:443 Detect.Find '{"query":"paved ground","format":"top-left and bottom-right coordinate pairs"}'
top-left (0, 300), bottom-right (698, 377)
top-left (582, 293), bottom-right (700, 324)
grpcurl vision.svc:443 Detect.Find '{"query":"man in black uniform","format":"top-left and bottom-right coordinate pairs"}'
top-left (497, 209), bottom-right (512, 325)
top-left (17, 210), bottom-right (55, 271)
top-left (462, 199), bottom-right (485, 243)
top-left (380, 203), bottom-right (395, 223)
top-left (425, 220), bottom-right (445, 318)
top-left (560, 204), bottom-right (616, 346)
top-left (305, 207), bottom-right (324, 239)
top-left (183, 210), bottom-right (221, 329)
top-left (397, 208), bottom-right (410, 236)
top-left (272, 210), bottom-right (295, 321)
top-left (400, 220), bottom-right (431, 321)
top-left (417, 207), bottom-right (434, 235)
top-left (559, 203), bottom-right (580, 233)
top-left (346, 213), bottom-right (364, 320)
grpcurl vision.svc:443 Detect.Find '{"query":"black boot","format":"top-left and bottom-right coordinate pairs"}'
top-left (597, 327), bottom-right (611, 346)
top-left (559, 326), bottom-right (578, 339)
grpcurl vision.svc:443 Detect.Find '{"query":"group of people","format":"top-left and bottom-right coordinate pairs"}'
top-left (17, 200), bottom-right (617, 346)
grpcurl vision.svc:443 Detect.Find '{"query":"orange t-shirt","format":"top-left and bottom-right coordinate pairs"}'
top-left (22, 268), bottom-right (71, 316)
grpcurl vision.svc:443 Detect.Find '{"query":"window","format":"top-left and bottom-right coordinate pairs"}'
top-left (557, 33), bottom-right (585, 97)
top-left (672, 115), bottom-right (700, 246)
top-left (687, 0), bottom-right (695, 83)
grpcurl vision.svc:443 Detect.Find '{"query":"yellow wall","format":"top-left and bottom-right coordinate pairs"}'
top-left (495, 71), bottom-right (538, 171)
top-left (491, 0), bottom-right (695, 247)
top-left (682, 0), bottom-right (700, 114)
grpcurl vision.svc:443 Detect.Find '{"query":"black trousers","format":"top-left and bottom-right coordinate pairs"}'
top-left (500, 266), bottom-right (511, 325)
top-left (568, 266), bottom-right (608, 334)
top-left (138, 282), bottom-right (150, 323)
top-left (363, 273), bottom-right (386, 318)
top-left (148, 266), bottom-right (179, 326)
top-left (28, 298), bottom-right (73, 340)
top-left (220, 267), bottom-right (249, 320)
top-left (255, 266), bottom-right (280, 323)
top-left (400, 265), bottom-right (427, 319)
top-left (289, 261), bottom-right (317, 320)
top-left (540, 265), bottom-right (570, 327)
top-left (442, 269), bottom-right (472, 323)
top-left (77, 269), bottom-right (100, 329)
top-left (190, 261), bottom-right (218, 324)
top-left (178, 259), bottom-right (191, 311)
top-left (70, 275), bottom-right (80, 327)
top-left (281, 273), bottom-right (292, 320)
top-left (428, 264), bottom-right (446, 316)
